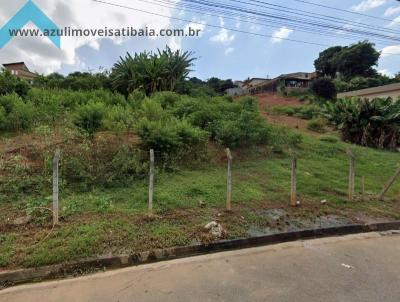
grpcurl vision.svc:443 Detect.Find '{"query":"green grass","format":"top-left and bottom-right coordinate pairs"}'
top-left (1, 133), bottom-right (400, 269)
top-left (0, 234), bottom-right (16, 267)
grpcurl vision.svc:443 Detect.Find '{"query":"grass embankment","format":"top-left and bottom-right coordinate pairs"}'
top-left (1, 133), bottom-right (399, 269)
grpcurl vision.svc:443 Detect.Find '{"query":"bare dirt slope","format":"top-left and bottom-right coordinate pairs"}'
top-left (254, 93), bottom-right (317, 135)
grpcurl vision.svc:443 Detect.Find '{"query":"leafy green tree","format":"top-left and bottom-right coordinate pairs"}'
top-left (336, 41), bottom-right (380, 79)
top-left (35, 71), bottom-right (110, 91)
top-left (314, 46), bottom-right (343, 77)
top-left (206, 77), bottom-right (235, 95)
top-left (314, 42), bottom-right (380, 80)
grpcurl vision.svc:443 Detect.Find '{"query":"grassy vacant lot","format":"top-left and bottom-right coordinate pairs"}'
top-left (1, 131), bottom-right (400, 269)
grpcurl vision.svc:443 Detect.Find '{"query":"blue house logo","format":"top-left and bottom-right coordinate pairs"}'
top-left (0, 0), bottom-right (60, 49)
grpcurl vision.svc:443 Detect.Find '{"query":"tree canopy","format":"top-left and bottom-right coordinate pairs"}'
top-left (314, 41), bottom-right (380, 79)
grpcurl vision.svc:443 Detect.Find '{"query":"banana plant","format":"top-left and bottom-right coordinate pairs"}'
top-left (323, 97), bottom-right (400, 150)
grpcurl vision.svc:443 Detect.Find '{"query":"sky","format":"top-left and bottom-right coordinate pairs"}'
top-left (0, 0), bottom-right (399, 81)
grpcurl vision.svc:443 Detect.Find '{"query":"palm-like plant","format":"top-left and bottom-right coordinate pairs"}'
top-left (110, 46), bottom-right (196, 97)
top-left (323, 97), bottom-right (400, 150)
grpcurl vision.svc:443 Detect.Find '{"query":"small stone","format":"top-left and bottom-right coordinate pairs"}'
top-left (204, 221), bottom-right (218, 230)
top-left (217, 213), bottom-right (222, 217)
top-left (296, 201), bottom-right (301, 205)
top-left (204, 221), bottom-right (224, 238)
top-left (341, 263), bottom-right (354, 269)
top-left (320, 199), bottom-right (328, 204)
top-left (12, 216), bottom-right (31, 226)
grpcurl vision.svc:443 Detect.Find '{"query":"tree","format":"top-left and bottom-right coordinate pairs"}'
top-left (34, 71), bottom-right (111, 91)
top-left (310, 77), bottom-right (337, 100)
top-left (206, 77), bottom-right (235, 95)
top-left (314, 41), bottom-right (380, 80)
top-left (336, 41), bottom-right (380, 79)
top-left (314, 46), bottom-right (343, 77)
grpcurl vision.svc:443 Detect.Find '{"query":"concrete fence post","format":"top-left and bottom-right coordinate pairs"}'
top-left (226, 148), bottom-right (233, 212)
top-left (52, 149), bottom-right (61, 225)
top-left (290, 157), bottom-right (298, 207)
top-left (361, 176), bottom-right (365, 200)
top-left (347, 150), bottom-right (355, 202)
top-left (378, 166), bottom-right (400, 201)
top-left (148, 149), bottom-right (155, 214)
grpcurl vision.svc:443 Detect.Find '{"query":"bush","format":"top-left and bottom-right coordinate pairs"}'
top-left (0, 70), bottom-right (30, 97)
top-left (307, 118), bottom-right (327, 133)
top-left (152, 91), bottom-right (181, 109)
top-left (310, 78), bottom-right (337, 100)
top-left (137, 117), bottom-right (208, 154)
top-left (272, 105), bottom-right (321, 120)
top-left (103, 105), bottom-right (135, 132)
top-left (128, 89), bottom-right (146, 105)
top-left (61, 139), bottom-right (148, 190)
top-left (74, 102), bottom-right (106, 136)
top-left (0, 93), bottom-right (35, 131)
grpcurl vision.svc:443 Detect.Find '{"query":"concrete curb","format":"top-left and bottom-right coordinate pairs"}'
top-left (1, 221), bottom-right (400, 287)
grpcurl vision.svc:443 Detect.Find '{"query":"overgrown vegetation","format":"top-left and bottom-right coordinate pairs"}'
top-left (1, 45), bottom-right (399, 271)
top-left (314, 41), bottom-right (399, 94)
top-left (2, 133), bottom-right (400, 269)
top-left (324, 97), bottom-right (400, 150)
top-left (0, 70), bottom-right (30, 97)
top-left (0, 82), bottom-right (301, 199)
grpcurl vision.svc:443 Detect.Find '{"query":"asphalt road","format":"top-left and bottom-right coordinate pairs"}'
top-left (2, 232), bottom-right (400, 302)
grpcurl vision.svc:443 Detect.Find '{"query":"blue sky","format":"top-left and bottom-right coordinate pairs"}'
top-left (1, 0), bottom-right (400, 80)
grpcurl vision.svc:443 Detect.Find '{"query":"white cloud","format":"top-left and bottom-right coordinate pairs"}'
top-left (378, 69), bottom-right (393, 77)
top-left (352, 0), bottom-right (387, 12)
top-left (270, 27), bottom-right (293, 44)
top-left (384, 6), bottom-right (400, 17)
top-left (388, 16), bottom-right (400, 27)
top-left (0, 0), bottom-right (175, 74)
top-left (380, 45), bottom-right (400, 57)
top-left (210, 17), bottom-right (235, 44)
top-left (224, 47), bottom-right (234, 55)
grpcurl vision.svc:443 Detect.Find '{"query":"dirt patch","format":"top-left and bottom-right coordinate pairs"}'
top-left (263, 112), bottom-right (318, 135)
top-left (255, 93), bottom-right (303, 109)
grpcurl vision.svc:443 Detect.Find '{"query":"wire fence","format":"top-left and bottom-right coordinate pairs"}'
top-left (48, 148), bottom-right (400, 226)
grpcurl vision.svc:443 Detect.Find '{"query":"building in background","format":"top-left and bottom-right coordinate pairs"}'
top-left (225, 87), bottom-right (246, 96)
top-left (247, 72), bottom-right (317, 95)
top-left (337, 83), bottom-right (400, 99)
top-left (2, 62), bottom-right (38, 83)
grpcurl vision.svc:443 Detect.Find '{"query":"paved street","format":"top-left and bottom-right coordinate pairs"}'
top-left (2, 232), bottom-right (400, 302)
